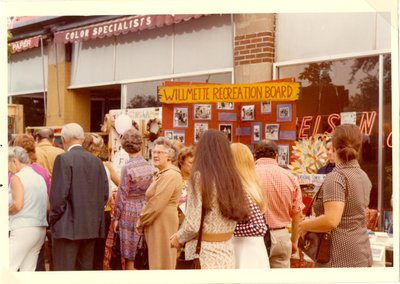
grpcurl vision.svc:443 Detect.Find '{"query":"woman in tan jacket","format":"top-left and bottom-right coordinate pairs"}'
top-left (136, 137), bottom-right (182, 269)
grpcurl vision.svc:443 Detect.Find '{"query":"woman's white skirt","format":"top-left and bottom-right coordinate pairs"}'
top-left (233, 236), bottom-right (270, 269)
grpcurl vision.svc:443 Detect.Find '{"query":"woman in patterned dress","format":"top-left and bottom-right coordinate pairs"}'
top-left (113, 129), bottom-right (154, 270)
top-left (299, 124), bottom-right (373, 267)
top-left (230, 143), bottom-right (269, 269)
top-left (170, 130), bottom-right (249, 269)
top-left (136, 137), bottom-right (183, 269)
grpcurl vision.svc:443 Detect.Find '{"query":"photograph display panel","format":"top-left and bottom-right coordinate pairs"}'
top-left (219, 123), bottom-right (233, 142)
top-left (173, 107), bottom-right (189, 128)
top-left (265, 123), bottom-right (280, 140)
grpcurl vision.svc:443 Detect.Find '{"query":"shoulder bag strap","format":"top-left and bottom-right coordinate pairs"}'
top-left (305, 187), bottom-right (322, 217)
top-left (305, 170), bottom-right (349, 217)
top-left (194, 206), bottom-right (206, 255)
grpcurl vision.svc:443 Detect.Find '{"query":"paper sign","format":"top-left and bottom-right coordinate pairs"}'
top-left (340, 112), bottom-right (357, 125)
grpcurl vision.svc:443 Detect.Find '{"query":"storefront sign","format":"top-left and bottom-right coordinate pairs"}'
top-left (54, 14), bottom-right (205, 44)
top-left (158, 82), bottom-right (300, 104)
top-left (298, 111), bottom-right (376, 138)
top-left (9, 36), bottom-right (40, 53)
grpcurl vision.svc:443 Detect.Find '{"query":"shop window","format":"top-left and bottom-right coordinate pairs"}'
top-left (382, 54), bottom-right (392, 215)
top-left (124, 72), bottom-right (232, 108)
top-left (12, 96), bottom-right (45, 128)
top-left (277, 54), bottom-right (392, 217)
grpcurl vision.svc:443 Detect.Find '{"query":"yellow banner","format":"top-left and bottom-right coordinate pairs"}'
top-left (158, 82), bottom-right (300, 104)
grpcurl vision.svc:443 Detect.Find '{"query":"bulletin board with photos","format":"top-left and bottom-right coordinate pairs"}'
top-left (106, 107), bottom-right (162, 174)
top-left (158, 79), bottom-right (299, 167)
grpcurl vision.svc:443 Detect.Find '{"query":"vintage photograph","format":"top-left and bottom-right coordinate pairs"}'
top-left (252, 122), bottom-right (262, 143)
top-left (276, 104), bottom-right (292, 122)
top-left (219, 124), bottom-right (233, 142)
top-left (173, 132), bottom-right (185, 144)
top-left (277, 144), bottom-right (290, 166)
top-left (260, 101), bottom-right (272, 114)
top-left (194, 123), bottom-right (208, 143)
top-left (193, 104), bottom-right (212, 120)
top-left (173, 107), bottom-right (188, 128)
top-left (6, 9), bottom-right (395, 277)
top-left (265, 123), bottom-right (280, 140)
top-left (164, 130), bottom-right (174, 140)
top-left (216, 102), bottom-right (235, 110)
top-left (241, 105), bottom-right (255, 121)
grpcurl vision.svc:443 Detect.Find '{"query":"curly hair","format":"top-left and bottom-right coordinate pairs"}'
top-left (13, 134), bottom-right (37, 163)
top-left (82, 133), bottom-right (105, 156)
top-left (120, 128), bottom-right (143, 154)
top-left (153, 136), bottom-right (179, 162)
top-left (177, 146), bottom-right (194, 170)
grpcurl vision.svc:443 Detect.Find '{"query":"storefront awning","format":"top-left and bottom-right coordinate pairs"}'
top-left (53, 14), bottom-right (206, 44)
top-left (9, 36), bottom-right (41, 54)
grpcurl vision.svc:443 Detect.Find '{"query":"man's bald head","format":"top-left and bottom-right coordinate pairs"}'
top-left (36, 128), bottom-right (55, 141)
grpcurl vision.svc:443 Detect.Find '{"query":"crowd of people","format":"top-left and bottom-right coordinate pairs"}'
top-left (7, 122), bottom-right (373, 271)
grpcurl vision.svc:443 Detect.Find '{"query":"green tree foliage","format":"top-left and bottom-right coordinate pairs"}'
top-left (127, 94), bottom-right (162, 108)
top-left (347, 55), bottom-right (391, 112)
top-left (298, 62), bottom-right (333, 86)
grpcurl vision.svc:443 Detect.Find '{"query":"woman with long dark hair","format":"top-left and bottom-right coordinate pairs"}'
top-left (170, 130), bottom-right (249, 269)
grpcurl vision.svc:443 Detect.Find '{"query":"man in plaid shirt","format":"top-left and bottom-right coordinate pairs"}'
top-left (254, 140), bottom-right (304, 268)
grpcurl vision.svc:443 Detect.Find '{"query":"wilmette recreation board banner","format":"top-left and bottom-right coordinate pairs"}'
top-left (158, 82), bottom-right (300, 104)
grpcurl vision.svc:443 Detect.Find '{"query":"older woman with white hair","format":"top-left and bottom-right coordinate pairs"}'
top-left (136, 137), bottom-right (183, 269)
top-left (8, 146), bottom-right (48, 271)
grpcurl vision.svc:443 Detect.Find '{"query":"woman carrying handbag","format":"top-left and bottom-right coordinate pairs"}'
top-left (298, 124), bottom-right (373, 267)
top-left (170, 130), bottom-right (250, 269)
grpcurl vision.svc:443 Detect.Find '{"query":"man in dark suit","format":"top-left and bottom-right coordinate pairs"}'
top-left (49, 123), bottom-right (109, 271)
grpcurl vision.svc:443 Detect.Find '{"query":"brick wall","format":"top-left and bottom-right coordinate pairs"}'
top-left (234, 31), bottom-right (275, 66)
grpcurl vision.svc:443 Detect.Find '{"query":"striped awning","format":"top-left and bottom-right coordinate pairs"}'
top-left (9, 36), bottom-right (41, 53)
top-left (54, 14), bottom-right (205, 44)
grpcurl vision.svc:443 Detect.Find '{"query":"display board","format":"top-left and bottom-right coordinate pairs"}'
top-left (159, 79), bottom-right (299, 167)
top-left (107, 107), bottom-right (162, 174)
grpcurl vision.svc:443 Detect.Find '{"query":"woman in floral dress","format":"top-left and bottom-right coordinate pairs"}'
top-left (113, 129), bottom-right (154, 270)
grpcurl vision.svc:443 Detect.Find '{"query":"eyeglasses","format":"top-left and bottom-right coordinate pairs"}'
top-left (153, 150), bottom-right (168, 155)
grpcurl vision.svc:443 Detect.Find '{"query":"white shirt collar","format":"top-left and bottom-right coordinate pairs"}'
top-left (67, 144), bottom-right (82, 151)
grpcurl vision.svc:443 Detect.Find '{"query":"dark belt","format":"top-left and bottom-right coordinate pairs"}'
top-left (269, 227), bottom-right (287, 231)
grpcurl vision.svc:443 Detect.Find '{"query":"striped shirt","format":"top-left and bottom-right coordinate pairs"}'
top-left (255, 158), bottom-right (304, 229)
